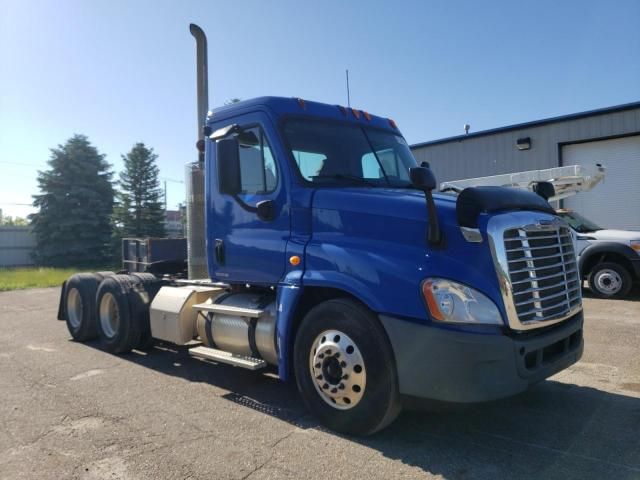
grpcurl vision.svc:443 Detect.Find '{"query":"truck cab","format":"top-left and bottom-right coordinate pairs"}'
top-left (196, 96), bottom-right (584, 432)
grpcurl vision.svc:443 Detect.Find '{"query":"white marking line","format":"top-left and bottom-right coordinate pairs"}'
top-left (26, 344), bottom-right (56, 352)
top-left (70, 369), bottom-right (104, 381)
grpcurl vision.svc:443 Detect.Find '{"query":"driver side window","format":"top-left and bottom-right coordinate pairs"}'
top-left (237, 126), bottom-right (278, 195)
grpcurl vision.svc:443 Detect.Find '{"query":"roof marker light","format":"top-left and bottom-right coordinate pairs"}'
top-left (351, 108), bottom-right (361, 119)
top-left (363, 111), bottom-right (372, 121)
top-left (297, 98), bottom-right (306, 109)
top-left (388, 118), bottom-right (398, 129)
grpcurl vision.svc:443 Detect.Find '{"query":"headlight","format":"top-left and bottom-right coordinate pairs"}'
top-left (422, 278), bottom-right (502, 325)
top-left (630, 240), bottom-right (640, 254)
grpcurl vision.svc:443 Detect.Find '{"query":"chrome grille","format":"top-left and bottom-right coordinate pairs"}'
top-left (504, 226), bottom-right (581, 324)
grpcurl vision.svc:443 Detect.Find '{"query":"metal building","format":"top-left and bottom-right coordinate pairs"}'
top-left (0, 227), bottom-right (36, 267)
top-left (410, 102), bottom-right (640, 230)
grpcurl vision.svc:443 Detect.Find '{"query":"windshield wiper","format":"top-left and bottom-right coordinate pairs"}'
top-left (313, 174), bottom-right (377, 187)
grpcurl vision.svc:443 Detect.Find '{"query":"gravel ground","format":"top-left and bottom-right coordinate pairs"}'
top-left (0, 287), bottom-right (639, 480)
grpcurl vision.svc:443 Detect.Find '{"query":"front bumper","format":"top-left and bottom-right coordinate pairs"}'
top-left (380, 312), bottom-right (583, 403)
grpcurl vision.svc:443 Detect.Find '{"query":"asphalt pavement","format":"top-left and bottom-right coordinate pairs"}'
top-left (1, 288), bottom-right (639, 479)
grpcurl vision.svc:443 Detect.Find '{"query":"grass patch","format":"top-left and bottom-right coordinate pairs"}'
top-left (0, 267), bottom-right (81, 291)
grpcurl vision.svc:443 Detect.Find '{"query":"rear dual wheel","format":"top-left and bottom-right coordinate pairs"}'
top-left (96, 275), bottom-right (141, 353)
top-left (95, 274), bottom-right (162, 353)
top-left (64, 272), bottom-right (115, 341)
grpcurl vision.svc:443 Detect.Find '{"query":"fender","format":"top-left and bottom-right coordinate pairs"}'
top-left (275, 284), bottom-right (303, 381)
top-left (274, 276), bottom-right (381, 381)
top-left (578, 242), bottom-right (640, 277)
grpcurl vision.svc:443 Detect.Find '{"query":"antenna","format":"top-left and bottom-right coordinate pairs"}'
top-left (464, 124), bottom-right (470, 135)
top-left (346, 69), bottom-right (351, 107)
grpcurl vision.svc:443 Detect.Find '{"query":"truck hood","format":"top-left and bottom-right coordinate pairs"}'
top-left (310, 187), bottom-right (458, 227)
top-left (307, 187), bottom-right (505, 322)
top-left (588, 229), bottom-right (640, 241)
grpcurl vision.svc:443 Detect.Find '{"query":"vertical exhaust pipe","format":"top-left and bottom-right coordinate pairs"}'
top-left (190, 23), bottom-right (209, 163)
top-left (186, 24), bottom-right (208, 279)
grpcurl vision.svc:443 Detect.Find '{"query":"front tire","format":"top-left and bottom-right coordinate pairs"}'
top-left (293, 298), bottom-right (401, 435)
top-left (588, 262), bottom-right (632, 299)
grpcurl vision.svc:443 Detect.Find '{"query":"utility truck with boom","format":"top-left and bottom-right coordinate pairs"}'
top-left (57, 24), bottom-right (584, 435)
top-left (442, 165), bottom-right (640, 298)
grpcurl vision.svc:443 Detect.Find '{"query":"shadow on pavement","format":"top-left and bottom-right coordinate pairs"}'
top-left (83, 339), bottom-right (640, 479)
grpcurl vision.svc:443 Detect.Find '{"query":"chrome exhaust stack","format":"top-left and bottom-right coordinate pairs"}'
top-left (186, 24), bottom-right (209, 279)
top-left (189, 23), bottom-right (209, 163)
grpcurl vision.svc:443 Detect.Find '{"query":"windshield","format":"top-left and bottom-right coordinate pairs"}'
top-left (282, 119), bottom-right (418, 187)
top-left (558, 211), bottom-right (603, 232)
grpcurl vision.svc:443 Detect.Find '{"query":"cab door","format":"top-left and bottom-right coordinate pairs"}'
top-left (207, 114), bottom-right (290, 285)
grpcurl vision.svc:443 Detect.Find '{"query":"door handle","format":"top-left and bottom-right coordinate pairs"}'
top-left (215, 239), bottom-right (225, 265)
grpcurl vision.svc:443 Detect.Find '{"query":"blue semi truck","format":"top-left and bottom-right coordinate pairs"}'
top-left (58, 25), bottom-right (584, 435)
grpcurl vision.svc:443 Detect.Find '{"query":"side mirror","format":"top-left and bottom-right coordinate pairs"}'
top-left (216, 138), bottom-right (241, 196)
top-left (256, 200), bottom-right (275, 221)
top-left (409, 166), bottom-right (436, 191)
top-left (409, 166), bottom-right (443, 248)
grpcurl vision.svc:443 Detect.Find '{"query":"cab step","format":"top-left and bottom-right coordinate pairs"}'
top-left (188, 346), bottom-right (267, 370)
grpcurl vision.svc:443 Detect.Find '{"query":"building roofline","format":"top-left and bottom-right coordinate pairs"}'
top-left (410, 101), bottom-right (640, 149)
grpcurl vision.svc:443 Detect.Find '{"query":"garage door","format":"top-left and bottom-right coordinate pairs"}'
top-left (563, 135), bottom-right (640, 230)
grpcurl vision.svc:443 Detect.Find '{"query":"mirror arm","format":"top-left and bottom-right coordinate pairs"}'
top-left (424, 190), bottom-right (442, 246)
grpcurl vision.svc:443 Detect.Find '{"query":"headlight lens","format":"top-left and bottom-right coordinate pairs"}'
top-left (422, 278), bottom-right (502, 325)
top-left (630, 240), bottom-right (640, 254)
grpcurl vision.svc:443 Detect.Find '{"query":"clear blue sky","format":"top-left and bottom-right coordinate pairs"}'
top-left (1, 0), bottom-right (639, 218)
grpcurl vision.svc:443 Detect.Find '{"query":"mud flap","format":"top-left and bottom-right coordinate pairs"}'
top-left (57, 280), bottom-right (67, 321)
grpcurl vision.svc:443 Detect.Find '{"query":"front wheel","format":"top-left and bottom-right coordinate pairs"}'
top-left (293, 298), bottom-right (401, 435)
top-left (588, 262), bottom-right (632, 299)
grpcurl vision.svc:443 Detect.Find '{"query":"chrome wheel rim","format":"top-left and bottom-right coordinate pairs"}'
top-left (309, 330), bottom-right (366, 410)
top-left (595, 269), bottom-right (622, 295)
top-left (99, 293), bottom-right (120, 339)
top-left (66, 288), bottom-right (83, 329)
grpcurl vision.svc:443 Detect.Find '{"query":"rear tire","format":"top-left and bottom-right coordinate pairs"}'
top-left (293, 298), bottom-right (401, 436)
top-left (588, 262), bottom-right (632, 299)
top-left (96, 275), bottom-right (141, 353)
top-left (64, 273), bottom-right (101, 341)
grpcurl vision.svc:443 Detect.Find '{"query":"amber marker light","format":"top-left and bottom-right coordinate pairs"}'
top-left (289, 255), bottom-right (301, 266)
top-left (422, 280), bottom-right (445, 321)
top-left (363, 111), bottom-right (372, 121)
top-left (297, 98), bottom-right (306, 109)
top-left (351, 108), bottom-right (361, 119)
top-left (388, 118), bottom-right (398, 129)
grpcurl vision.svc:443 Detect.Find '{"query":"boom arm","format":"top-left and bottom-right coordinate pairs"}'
top-left (440, 164), bottom-right (606, 202)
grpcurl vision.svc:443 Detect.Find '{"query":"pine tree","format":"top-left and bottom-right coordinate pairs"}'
top-left (114, 143), bottom-right (166, 238)
top-left (30, 135), bottom-right (114, 267)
